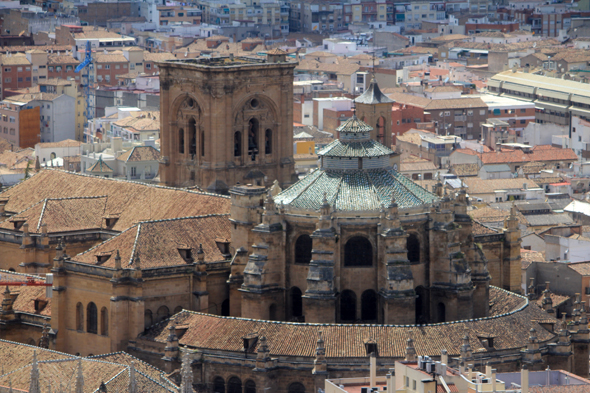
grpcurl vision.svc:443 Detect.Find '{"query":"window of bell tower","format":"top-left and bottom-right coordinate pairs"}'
top-left (344, 236), bottom-right (373, 266)
top-left (178, 128), bottom-right (184, 154)
top-left (248, 118), bottom-right (259, 159)
top-left (234, 131), bottom-right (242, 157)
top-left (189, 118), bottom-right (197, 157)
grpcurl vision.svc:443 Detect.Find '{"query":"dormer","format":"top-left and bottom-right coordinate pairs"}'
top-left (178, 244), bottom-right (194, 263)
top-left (215, 237), bottom-right (231, 258)
top-left (10, 217), bottom-right (26, 230)
top-left (95, 251), bottom-right (112, 265)
top-left (364, 338), bottom-right (378, 356)
top-left (103, 213), bottom-right (120, 229)
top-left (242, 333), bottom-right (259, 353)
top-left (34, 298), bottom-right (48, 314)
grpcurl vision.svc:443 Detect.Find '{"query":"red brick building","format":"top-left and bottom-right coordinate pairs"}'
top-left (93, 52), bottom-right (129, 87)
top-left (0, 55), bottom-right (32, 99)
top-left (47, 54), bottom-right (80, 83)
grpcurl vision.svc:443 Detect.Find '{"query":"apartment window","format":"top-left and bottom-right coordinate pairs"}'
top-left (520, 108), bottom-right (526, 113)
top-left (579, 136), bottom-right (582, 142)
top-left (123, 64), bottom-right (127, 68)
top-left (56, 66), bottom-right (62, 72)
top-left (413, 380), bottom-right (416, 390)
top-left (97, 75), bottom-right (103, 81)
top-left (2, 115), bottom-right (6, 122)
top-left (480, 110), bottom-right (486, 115)
top-left (47, 105), bottom-right (50, 109)
top-left (17, 67), bottom-right (22, 72)
top-left (444, 111), bottom-right (450, 116)
top-left (66, 65), bottom-right (73, 71)
top-left (25, 77), bottom-right (30, 82)
top-left (105, 75), bottom-right (111, 82)
top-left (25, 67), bottom-right (30, 71)
top-left (3, 127), bottom-right (6, 134)
top-left (130, 63), bottom-right (135, 70)
top-left (520, 120), bottom-right (526, 124)
top-left (115, 65), bottom-right (120, 69)
top-left (39, 65), bottom-right (46, 69)
top-left (467, 110), bottom-right (473, 116)
top-left (17, 78), bottom-right (22, 82)
top-left (105, 65), bottom-right (110, 69)
top-left (467, 123), bottom-right (473, 128)
top-left (9, 128), bottom-right (14, 135)
top-left (146, 64), bottom-right (152, 70)
top-left (9, 117), bottom-right (15, 123)
top-left (97, 65), bottom-right (102, 69)
top-left (130, 167), bottom-right (137, 176)
top-left (3, 68), bottom-right (10, 72)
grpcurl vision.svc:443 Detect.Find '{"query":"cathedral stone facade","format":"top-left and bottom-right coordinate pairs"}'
top-left (158, 51), bottom-right (297, 193)
top-left (227, 111), bottom-right (499, 325)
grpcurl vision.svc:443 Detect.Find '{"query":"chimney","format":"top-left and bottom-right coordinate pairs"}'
top-left (491, 369), bottom-right (497, 392)
top-left (521, 366), bottom-right (529, 393)
top-left (485, 363), bottom-right (492, 378)
top-left (369, 352), bottom-right (377, 388)
top-left (441, 349), bottom-right (448, 366)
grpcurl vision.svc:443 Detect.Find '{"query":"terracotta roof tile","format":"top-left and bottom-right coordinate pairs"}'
top-left (464, 178), bottom-right (539, 194)
top-left (451, 163), bottom-right (479, 177)
top-left (47, 55), bottom-right (79, 65)
top-left (0, 170), bottom-right (230, 232)
top-left (116, 146), bottom-right (160, 162)
top-left (72, 214), bottom-right (231, 268)
top-left (480, 146), bottom-right (578, 165)
top-left (36, 139), bottom-right (82, 149)
top-left (140, 287), bottom-right (554, 359)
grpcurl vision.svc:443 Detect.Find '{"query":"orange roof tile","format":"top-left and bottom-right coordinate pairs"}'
top-left (0, 170), bottom-right (230, 232)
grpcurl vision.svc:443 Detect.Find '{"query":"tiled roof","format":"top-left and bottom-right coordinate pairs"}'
top-left (388, 93), bottom-right (432, 108)
top-left (568, 261), bottom-right (590, 275)
top-left (73, 214), bottom-right (230, 268)
top-left (472, 220), bottom-right (498, 235)
top-left (319, 139), bottom-right (393, 158)
top-left (530, 387), bottom-right (590, 393)
top-left (480, 146), bottom-right (578, 165)
top-left (94, 53), bottom-right (128, 63)
top-left (140, 287), bottom-right (554, 358)
top-left (354, 78), bottom-right (394, 105)
top-left (524, 213), bottom-right (574, 227)
top-left (266, 48), bottom-right (287, 55)
top-left (0, 170), bottom-right (230, 232)
top-left (87, 157), bottom-right (113, 173)
top-left (0, 196), bottom-right (107, 234)
top-left (0, 270), bottom-right (51, 316)
top-left (5, 93), bottom-right (61, 103)
top-left (143, 52), bottom-right (176, 62)
top-left (116, 146), bottom-right (160, 162)
top-left (275, 167), bottom-right (438, 211)
top-left (0, 340), bottom-right (177, 393)
top-left (47, 54), bottom-right (79, 65)
top-left (463, 178), bottom-right (539, 194)
top-left (1, 55), bottom-right (31, 66)
top-left (334, 115), bottom-right (373, 134)
top-left (536, 293), bottom-right (570, 308)
top-left (424, 97), bottom-right (486, 110)
top-left (36, 139), bottom-right (82, 148)
top-left (451, 163), bottom-right (479, 177)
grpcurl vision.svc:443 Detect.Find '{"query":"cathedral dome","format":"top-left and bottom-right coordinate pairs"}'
top-left (274, 115), bottom-right (438, 212)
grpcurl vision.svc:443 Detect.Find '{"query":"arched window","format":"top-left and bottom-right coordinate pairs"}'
top-left (174, 306), bottom-right (183, 314)
top-left (234, 131), bottom-right (242, 157)
top-left (178, 128), bottom-right (184, 154)
top-left (201, 131), bottom-right (205, 157)
top-left (437, 302), bottom-right (446, 323)
top-left (288, 382), bottom-right (306, 393)
top-left (294, 234), bottom-right (312, 264)
top-left (407, 233), bottom-right (420, 263)
top-left (8, 268), bottom-right (15, 272)
top-left (248, 118), bottom-right (259, 158)
top-left (269, 303), bottom-right (277, 320)
top-left (265, 129), bottom-right (272, 154)
top-left (221, 299), bottom-right (230, 316)
top-left (213, 376), bottom-right (225, 393)
top-left (361, 290), bottom-right (378, 321)
top-left (189, 118), bottom-right (197, 157)
top-left (50, 152), bottom-right (56, 160)
top-left (76, 302), bottom-right (83, 331)
top-left (87, 302), bottom-right (97, 334)
top-left (144, 309), bottom-right (153, 329)
top-left (156, 305), bottom-right (169, 323)
top-left (100, 307), bottom-right (108, 336)
top-left (244, 380), bottom-right (256, 393)
top-left (344, 236), bottom-right (373, 266)
top-left (227, 377), bottom-right (242, 393)
top-left (290, 287), bottom-right (303, 318)
top-left (340, 290), bottom-right (356, 322)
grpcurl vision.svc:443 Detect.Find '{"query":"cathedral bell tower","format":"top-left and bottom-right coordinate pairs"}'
top-left (158, 51), bottom-right (297, 193)
top-left (354, 77), bottom-right (395, 147)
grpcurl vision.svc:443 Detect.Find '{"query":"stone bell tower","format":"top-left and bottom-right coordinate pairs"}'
top-left (158, 51), bottom-right (297, 193)
top-left (354, 77), bottom-right (395, 147)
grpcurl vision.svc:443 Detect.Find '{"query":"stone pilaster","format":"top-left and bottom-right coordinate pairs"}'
top-left (303, 194), bottom-right (337, 323)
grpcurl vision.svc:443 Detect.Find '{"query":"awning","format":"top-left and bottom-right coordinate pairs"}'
top-left (503, 82), bottom-right (535, 94)
top-left (534, 100), bottom-right (568, 111)
top-left (571, 94), bottom-right (590, 106)
top-left (569, 106), bottom-right (590, 117)
top-left (537, 88), bottom-right (571, 101)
